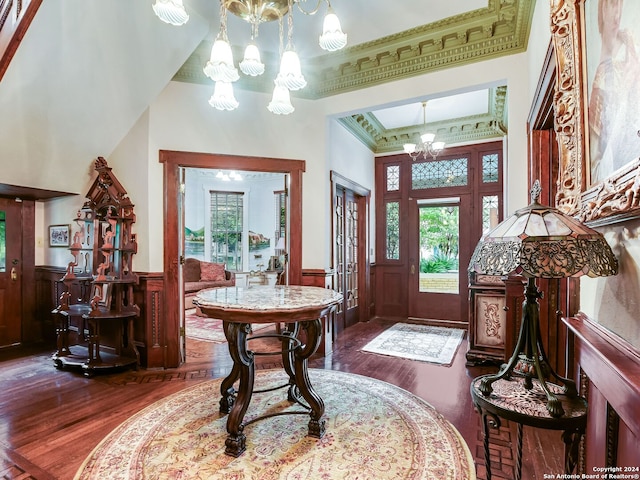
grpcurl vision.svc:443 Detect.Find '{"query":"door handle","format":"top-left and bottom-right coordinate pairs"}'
top-left (410, 264), bottom-right (415, 274)
top-left (11, 267), bottom-right (17, 281)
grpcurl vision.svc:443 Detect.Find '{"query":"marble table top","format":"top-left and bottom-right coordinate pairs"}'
top-left (194, 285), bottom-right (343, 323)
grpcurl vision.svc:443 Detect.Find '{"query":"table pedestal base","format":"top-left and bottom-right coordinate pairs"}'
top-left (220, 319), bottom-right (325, 457)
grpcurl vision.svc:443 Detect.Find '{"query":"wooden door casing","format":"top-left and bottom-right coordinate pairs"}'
top-left (161, 151), bottom-right (305, 368)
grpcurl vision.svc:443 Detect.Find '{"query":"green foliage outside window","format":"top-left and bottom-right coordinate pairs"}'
top-left (419, 206), bottom-right (459, 273)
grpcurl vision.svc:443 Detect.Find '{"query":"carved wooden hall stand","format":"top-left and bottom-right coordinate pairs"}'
top-left (194, 285), bottom-right (342, 457)
top-left (51, 158), bottom-right (140, 376)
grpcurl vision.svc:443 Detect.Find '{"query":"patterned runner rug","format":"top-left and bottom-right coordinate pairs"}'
top-left (185, 308), bottom-right (271, 342)
top-left (362, 323), bottom-right (465, 366)
top-left (75, 369), bottom-right (475, 479)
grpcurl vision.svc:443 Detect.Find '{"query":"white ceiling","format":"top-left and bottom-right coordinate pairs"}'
top-left (0, 1), bottom-right (499, 194)
top-left (185, 0), bottom-right (492, 128)
top-left (373, 90), bottom-right (490, 130)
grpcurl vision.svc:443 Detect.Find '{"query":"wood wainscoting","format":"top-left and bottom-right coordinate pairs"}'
top-left (564, 313), bottom-right (640, 471)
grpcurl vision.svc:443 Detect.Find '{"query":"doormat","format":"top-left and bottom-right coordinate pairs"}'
top-left (362, 323), bottom-right (465, 366)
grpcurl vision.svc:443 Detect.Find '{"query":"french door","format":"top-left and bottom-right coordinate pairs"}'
top-left (408, 194), bottom-right (472, 324)
top-left (335, 185), bottom-right (360, 331)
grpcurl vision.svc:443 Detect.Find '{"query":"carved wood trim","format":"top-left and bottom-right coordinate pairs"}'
top-left (551, 0), bottom-right (586, 215)
top-left (605, 403), bottom-right (619, 468)
top-left (551, 0), bottom-right (640, 225)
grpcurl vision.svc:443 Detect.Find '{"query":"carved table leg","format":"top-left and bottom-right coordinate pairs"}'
top-left (477, 404), bottom-right (502, 480)
top-left (222, 322), bottom-right (254, 457)
top-left (515, 422), bottom-right (523, 480)
top-left (294, 319), bottom-right (325, 438)
top-left (219, 321), bottom-right (241, 414)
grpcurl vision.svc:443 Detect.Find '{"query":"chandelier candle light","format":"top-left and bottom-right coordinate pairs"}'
top-left (404, 101), bottom-right (446, 160)
top-left (152, 0), bottom-right (347, 114)
top-left (468, 180), bottom-right (618, 417)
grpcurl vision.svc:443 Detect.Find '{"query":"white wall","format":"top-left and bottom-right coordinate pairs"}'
top-left (328, 119), bottom-right (377, 262)
top-left (39, 2), bottom-right (548, 276)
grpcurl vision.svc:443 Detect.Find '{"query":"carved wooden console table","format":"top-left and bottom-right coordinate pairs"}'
top-left (194, 285), bottom-right (342, 457)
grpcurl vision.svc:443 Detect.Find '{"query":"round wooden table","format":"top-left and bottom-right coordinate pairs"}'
top-left (194, 285), bottom-right (343, 457)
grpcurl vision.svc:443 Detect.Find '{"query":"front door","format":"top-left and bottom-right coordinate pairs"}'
top-left (408, 194), bottom-right (471, 324)
top-left (0, 198), bottom-right (23, 347)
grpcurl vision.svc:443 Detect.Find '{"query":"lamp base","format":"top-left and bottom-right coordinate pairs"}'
top-left (477, 277), bottom-right (577, 417)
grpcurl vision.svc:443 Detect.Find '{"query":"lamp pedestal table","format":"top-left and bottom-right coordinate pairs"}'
top-left (471, 375), bottom-right (587, 480)
top-left (194, 285), bottom-right (342, 457)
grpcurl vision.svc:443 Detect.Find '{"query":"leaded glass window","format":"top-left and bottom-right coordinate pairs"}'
top-left (412, 158), bottom-right (468, 189)
top-left (386, 165), bottom-right (400, 191)
top-left (385, 201), bottom-right (399, 260)
top-left (482, 153), bottom-right (499, 183)
top-left (482, 195), bottom-right (499, 234)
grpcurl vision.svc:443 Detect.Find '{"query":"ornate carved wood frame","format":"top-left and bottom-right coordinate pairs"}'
top-left (551, 0), bottom-right (640, 226)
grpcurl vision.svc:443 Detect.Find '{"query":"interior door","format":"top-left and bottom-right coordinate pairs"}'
top-left (335, 186), bottom-right (361, 332)
top-left (408, 194), bottom-right (471, 324)
top-left (0, 198), bottom-right (23, 347)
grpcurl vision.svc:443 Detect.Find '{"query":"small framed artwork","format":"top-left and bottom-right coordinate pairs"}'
top-left (91, 283), bottom-right (111, 309)
top-left (49, 224), bottom-right (70, 247)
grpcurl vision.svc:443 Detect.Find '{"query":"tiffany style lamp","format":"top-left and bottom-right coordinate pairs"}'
top-left (468, 181), bottom-right (618, 417)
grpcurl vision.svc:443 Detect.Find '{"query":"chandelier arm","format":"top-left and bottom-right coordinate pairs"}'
top-left (287, 0), bottom-right (294, 49)
top-left (293, 0), bottom-right (324, 16)
top-left (219, 0), bottom-right (229, 40)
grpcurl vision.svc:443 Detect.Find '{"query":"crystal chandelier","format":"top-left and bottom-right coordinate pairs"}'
top-left (152, 0), bottom-right (347, 115)
top-left (403, 102), bottom-right (445, 160)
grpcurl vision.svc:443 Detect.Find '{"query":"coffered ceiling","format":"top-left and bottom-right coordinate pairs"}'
top-left (174, 0), bottom-right (532, 152)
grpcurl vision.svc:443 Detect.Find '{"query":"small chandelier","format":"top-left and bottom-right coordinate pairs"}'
top-left (152, 0), bottom-right (347, 115)
top-left (403, 101), bottom-right (445, 160)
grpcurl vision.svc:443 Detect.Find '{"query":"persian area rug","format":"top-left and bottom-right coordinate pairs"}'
top-left (75, 369), bottom-right (475, 480)
top-left (362, 323), bottom-right (465, 366)
top-left (185, 308), bottom-right (271, 343)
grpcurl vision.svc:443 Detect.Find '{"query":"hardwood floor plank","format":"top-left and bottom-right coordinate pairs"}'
top-left (0, 318), bottom-right (565, 479)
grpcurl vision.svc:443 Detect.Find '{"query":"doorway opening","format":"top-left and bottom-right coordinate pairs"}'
top-left (161, 151), bottom-right (305, 367)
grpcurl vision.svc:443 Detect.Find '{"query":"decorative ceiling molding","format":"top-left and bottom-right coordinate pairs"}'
top-left (173, 0), bottom-right (533, 99)
top-left (339, 86), bottom-right (508, 153)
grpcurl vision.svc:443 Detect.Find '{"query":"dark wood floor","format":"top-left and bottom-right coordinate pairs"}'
top-left (0, 317), bottom-right (565, 479)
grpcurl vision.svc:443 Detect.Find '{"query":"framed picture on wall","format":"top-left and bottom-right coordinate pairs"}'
top-left (49, 224), bottom-right (70, 247)
top-left (552, 0), bottom-right (640, 226)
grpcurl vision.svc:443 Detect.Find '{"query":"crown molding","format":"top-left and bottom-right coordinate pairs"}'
top-left (173, 0), bottom-right (533, 99)
top-left (339, 86), bottom-right (508, 153)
